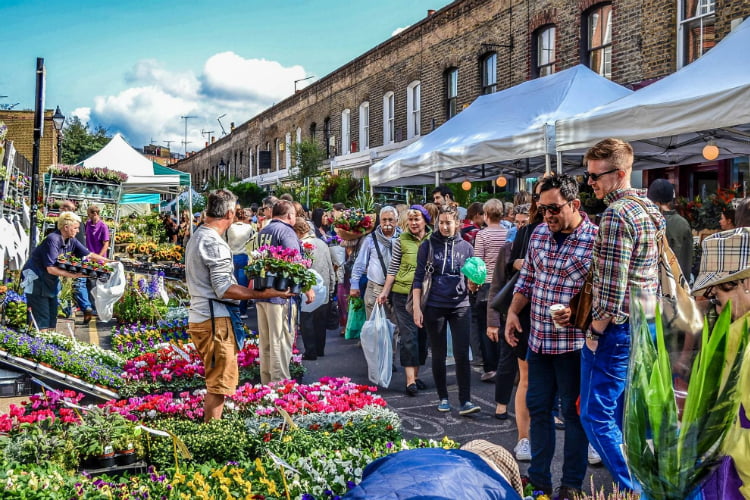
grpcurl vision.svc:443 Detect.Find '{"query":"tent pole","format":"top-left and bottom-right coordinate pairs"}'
top-left (545, 155), bottom-right (551, 175)
top-left (188, 182), bottom-right (194, 236)
top-left (556, 151), bottom-right (563, 175)
top-left (434, 172), bottom-right (439, 187)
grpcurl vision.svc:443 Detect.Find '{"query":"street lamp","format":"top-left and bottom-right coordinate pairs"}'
top-left (52, 106), bottom-right (65, 163)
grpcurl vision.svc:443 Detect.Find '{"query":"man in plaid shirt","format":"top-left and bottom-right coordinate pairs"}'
top-left (579, 138), bottom-right (664, 492)
top-left (505, 175), bottom-right (598, 499)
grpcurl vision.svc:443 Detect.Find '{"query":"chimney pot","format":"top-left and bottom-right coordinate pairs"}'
top-left (427, 9), bottom-right (435, 16)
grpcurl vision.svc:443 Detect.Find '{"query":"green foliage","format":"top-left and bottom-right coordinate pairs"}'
top-left (60, 116), bottom-right (111, 165)
top-left (228, 180), bottom-right (267, 206)
top-left (290, 138), bottom-right (326, 181)
top-left (322, 171), bottom-right (360, 205)
top-left (1, 419), bottom-right (79, 469)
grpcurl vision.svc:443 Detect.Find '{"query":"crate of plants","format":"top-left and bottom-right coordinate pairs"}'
top-left (56, 256), bottom-right (114, 280)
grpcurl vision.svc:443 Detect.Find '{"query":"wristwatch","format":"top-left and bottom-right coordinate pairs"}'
top-left (585, 327), bottom-right (603, 341)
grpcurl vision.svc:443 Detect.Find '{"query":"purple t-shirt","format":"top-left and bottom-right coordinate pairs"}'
top-left (85, 219), bottom-right (110, 255)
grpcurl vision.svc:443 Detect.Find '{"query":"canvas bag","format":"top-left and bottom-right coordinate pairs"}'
top-left (628, 196), bottom-right (702, 334)
top-left (406, 242), bottom-right (434, 315)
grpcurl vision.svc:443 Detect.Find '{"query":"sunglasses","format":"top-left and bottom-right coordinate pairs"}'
top-left (703, 280), bottom-right (741, 304)
top-left (584, 168), bottom-right (620, 182)
top-left (538, 201), bottom-right (572, 215)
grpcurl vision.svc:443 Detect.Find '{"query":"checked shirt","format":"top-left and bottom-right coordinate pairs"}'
top-left (515, 214), bottom-right (598, 354)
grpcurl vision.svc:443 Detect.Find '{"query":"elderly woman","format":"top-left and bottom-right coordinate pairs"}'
top-left (690, 227), bottom-right (750, 498)
top-left (413, 204), bottom-right (480, 416)
top-left (22, 212), bottom-right (109, 330)
top-left (377, 205), bottom-right (432, 396)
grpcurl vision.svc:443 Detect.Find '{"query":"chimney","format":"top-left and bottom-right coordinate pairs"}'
top-left (427, 9), bottom-right (435, 16)
top-left (230, 122), bottom-right (235, 131)
top-left (211, 136), bottom-right (216, 143)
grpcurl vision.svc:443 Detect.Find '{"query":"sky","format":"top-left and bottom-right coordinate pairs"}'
top-left (1, 0), bottom-right (452, 155)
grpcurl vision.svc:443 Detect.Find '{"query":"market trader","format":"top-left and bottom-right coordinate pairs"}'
top-left (22, 211), bottom-right (109, 331)
top-left (185, 189), bottom-right (294, 421)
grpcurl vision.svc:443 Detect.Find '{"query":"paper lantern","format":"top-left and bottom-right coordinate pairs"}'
top-left (702, 143), bottom-right (719, 161)
top-left (496, 176), bottom-right (507, 188)
top-left (461, 180), bottom-right (472, 191)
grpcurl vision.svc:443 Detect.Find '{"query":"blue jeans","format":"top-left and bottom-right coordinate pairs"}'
top-left (73, 277), bottom-right (92, 312)
top-left (233, 254), bottom-right (249, 315)
top-left (526, 348), bottom-right (588, 490)
top-left (580, 322), bottom-right (636, 491)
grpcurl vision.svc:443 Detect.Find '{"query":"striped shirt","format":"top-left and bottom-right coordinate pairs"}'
top-left (514, 214), bottom-right (598, 354)
top-left (592, 188), bottom-right (665, 324)
top-left (474, 226), bottom-right (508, 285)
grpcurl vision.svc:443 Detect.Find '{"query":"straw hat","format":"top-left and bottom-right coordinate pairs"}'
top-left (692, 227), bottom-right (750, 295)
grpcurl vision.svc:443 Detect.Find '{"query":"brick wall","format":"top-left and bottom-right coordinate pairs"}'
top-left (0, 110), bottom-right (61, 172)
top-left (174, 0), bottom-right (750, 186)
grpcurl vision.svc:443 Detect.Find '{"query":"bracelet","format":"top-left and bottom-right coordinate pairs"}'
top-left (585, 327), bottom-right (603, 341)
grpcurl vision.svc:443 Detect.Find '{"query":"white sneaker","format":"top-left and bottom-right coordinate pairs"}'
top-left (588, 444), bottom-right (602, 465)
top-left (514, 438), bottom-right (531, 461)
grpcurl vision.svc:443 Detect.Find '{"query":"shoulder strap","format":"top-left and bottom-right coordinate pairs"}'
top-left (372, 236), bottom-right (387, 276)
top-left (624, 195), bottom-right (664, 239)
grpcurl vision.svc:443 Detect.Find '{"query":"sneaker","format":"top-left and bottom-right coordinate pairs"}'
top-left (588, 444), bottom-right (602, 465)
top-left (437, 399), bottom-right (451, 412)
top-left (480, 370), bottom-right (496, 382)
top-left (514, 438), bottom-right (531, 461)
top-left (458, 401), bottom-right (480, 416)
top-left (555, 485), bottom-right (583, 500)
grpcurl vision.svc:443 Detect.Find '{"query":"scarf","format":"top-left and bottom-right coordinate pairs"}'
top-left (375, 225), bottom-right (400, 251)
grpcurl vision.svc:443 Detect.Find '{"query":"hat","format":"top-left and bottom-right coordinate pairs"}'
top-left (409, 204), bottom-right (431, 224)
top-left (647, 179), bottom-right (675, 204)
top-left (692, 227), bottom-right (750, 295)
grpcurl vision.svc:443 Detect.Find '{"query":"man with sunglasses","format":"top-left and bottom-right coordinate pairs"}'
top-left (505, 175), bottom-right (597, 499)
top-left (579, 138), bottom-right (665, 493)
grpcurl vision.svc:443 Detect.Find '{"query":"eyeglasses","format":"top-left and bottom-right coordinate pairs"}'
top-left (537, 201), bottom-right (572, 215)
top-left (584, 168), bottom-right (620, 182)
top-left (703, 281), bottom-right (740, 304)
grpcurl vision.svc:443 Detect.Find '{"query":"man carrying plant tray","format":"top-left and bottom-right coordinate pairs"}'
top-left (185, 190), bottom-right (294, 422)
top-left (252, 199), bottom-right (315, 385)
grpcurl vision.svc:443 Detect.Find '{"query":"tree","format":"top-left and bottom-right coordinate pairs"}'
top-left (289, 138), bottom-right (326, 182)
top-left (61, 116), bottom-right (111, 164)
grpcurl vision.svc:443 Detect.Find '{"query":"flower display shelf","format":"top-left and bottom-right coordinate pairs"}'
top-left (46, 176), bottom-right (122, 204)
top-left (79, 460), bottom-right (148, 478)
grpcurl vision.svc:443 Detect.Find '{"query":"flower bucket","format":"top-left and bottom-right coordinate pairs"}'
top-left (274, 276), bottom-right (289, 291)
top-left (264, 273), bottom-right (277, 289)
top-left (253, 277), bottom-right (266, 291)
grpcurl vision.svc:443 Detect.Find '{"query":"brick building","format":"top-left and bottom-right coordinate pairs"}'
top-left (0, 109), bottom-right (63, 173)
top-left (174, 0), bottom-right (750, 198)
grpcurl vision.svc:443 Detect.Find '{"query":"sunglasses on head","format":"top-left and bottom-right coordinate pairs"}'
top-left (584, 168), bottom-right (620, 182)
top-left (537, 201), bottom-right (572, 215)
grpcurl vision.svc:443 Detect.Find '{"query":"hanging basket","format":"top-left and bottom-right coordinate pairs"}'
top-left (334, 225), bottom-right (374, 242)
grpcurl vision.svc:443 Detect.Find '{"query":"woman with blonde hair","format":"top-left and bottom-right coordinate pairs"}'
top-left (22, 212), bottom-right (109, 330)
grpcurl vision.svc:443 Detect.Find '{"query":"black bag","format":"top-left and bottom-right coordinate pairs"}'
top-left (490, 272), bottom-right (520, 314)
top-left (327, 298), bottom-right (341, 330)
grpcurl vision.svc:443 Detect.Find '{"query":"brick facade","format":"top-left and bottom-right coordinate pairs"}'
top-left (0, 110), bottom-right (62, 173)
top-left (174, 0), bottom-right (750, 188)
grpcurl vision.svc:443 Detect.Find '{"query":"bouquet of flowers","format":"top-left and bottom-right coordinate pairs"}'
top-left (332, 209), bottom-right (375, 241)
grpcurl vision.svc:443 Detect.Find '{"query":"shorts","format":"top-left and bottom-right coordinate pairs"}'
top-left (189, 317), bottom-right (239, 395)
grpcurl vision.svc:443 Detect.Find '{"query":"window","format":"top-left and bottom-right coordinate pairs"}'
top-left (679, 0), bottom-right (715, 66)
top-left (535, 26), bottom-right (556, 77)
top-left (406, 81), bottom-right (421, 139)
top-left (481, 53), bottom-right (497, 94)
top-left (285, 132), bottom-right (292, 168)
top-left (383, 92), bottom-right (395, 144)
top-left (446, 68), bottom-right (458, 119)
top-left (341, 109), bottom-right (351, 155)
top-left (585, 4), bottom-right (612, 79)
top-left (296, 127), bottom-right (302, 144)
top-left (310, 122), bottom-right (317, 139)
top-left (275, 138), bottom-right (280, 170)
top-left (359, 102), bottom-right (369, 150)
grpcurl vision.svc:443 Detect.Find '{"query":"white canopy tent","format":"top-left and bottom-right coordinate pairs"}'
top-left (369, 65), bottom-right (632, 186)
top-left (555, 17), bottom-right (750, 167)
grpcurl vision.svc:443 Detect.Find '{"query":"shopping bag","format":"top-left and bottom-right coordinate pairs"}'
top-left (360, 303), bottom-right (394, 387)
top-left (344, 297), bottom-right (366, 339)
top-left (90, 262), bottom-right (125, 322)
top-left (301, 269), bottom-right (327, 312)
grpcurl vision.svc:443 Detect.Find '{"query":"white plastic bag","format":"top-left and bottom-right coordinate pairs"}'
top-left (360, 303), bottom-right (394, 388)
top-left (300, 269), bottom-right (327, 312)
top-left (90, 262), bottom-right (126, 322)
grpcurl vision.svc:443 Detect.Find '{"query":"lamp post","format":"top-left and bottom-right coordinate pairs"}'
top-left (52, 106), bottom-right (65, 164)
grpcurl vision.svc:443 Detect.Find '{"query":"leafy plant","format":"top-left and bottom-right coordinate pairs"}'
top-left (290, 138), bottom-right (326, 182)
top-left (1, 419), bottom-right (78, 469)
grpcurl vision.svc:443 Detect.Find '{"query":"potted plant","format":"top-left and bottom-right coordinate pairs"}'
top-left (71, 407), bottom-right (131, 469)
top-left (114, 426), bottom-right (142, 466)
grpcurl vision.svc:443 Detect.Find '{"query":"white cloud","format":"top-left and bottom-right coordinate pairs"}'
top-left (392, 26), bottom-right (409, 37)
top-left (71, 107), bottom-right (91, 124)
top-left (86, 53), bottom-right (310, 153)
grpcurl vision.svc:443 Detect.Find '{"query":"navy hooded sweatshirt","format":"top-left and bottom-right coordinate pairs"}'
top-left (412, 230), bottom-right (474, 309)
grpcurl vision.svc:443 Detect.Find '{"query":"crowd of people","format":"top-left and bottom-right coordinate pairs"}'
top-left (180, 137), bottom-right (750, 499)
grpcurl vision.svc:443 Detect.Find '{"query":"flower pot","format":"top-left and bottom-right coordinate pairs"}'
top-left (96, 453), bottom-right (116, 468)
top-left (274, 276), bottom-right (289, 291)
top-left (115, 450), bottom-right (137, 466)
top-left (289, 282), bottom-right (303, 294)
top-left (264, 273), bottom-right (277, 289)
top-left (253, 277), bottom-right (266, 291)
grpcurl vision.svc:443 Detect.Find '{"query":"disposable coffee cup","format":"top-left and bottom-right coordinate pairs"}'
top-left (550, 303), bottom-right (565, 328)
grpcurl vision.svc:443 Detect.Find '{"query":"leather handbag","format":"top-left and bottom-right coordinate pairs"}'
top-left (569, 270), bottom-right (594, 331)
top-left (406, 242), bottom-right (434, 315)
top-left (490, 272), bottom-right (520, 314)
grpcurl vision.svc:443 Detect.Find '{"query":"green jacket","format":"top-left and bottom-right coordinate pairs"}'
top-left (393, 229), bottom-right (431, 295)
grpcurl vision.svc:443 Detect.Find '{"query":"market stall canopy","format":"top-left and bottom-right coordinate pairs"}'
top-left (369, 65), bottom-right (632, 186)
top-left (78, 133), bottom-right (184, 203)
top-left (555, 17), bottom-right (750, 167)
top-left (161, 187), bottom-right (204, 212)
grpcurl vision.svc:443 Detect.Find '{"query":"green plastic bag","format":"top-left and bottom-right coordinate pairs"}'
top-left (345, 297), bottom-right (366, 339)
top-left (461, 257), bottom-right (487, 285)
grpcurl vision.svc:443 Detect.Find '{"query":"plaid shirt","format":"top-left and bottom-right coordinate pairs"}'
top-left (592, 188), bottom-right (665, 324)
top-left (514, 214), bottom-right (598, 354)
